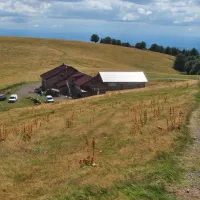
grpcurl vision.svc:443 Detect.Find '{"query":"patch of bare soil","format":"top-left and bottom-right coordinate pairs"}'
top-left (172, 107), bottom-right (200, 199)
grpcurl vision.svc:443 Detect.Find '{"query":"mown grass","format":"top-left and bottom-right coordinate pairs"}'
top-left (0, 36), bottom-right (197, 88)
top-left (0, 80), bottom-right (198, 200)
top-left (0, 82), bottom-right (35, 111)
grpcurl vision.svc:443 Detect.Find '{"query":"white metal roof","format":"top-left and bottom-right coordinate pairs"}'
top-left (99, 72), bottom-right (148, 83)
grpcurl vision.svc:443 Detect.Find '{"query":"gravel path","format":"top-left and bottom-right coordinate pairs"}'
top-left (17, 82), bottom-right (40, 97)
top-left (175, 108), bottom-right (200, 199)
top-left (17, 82), bottom-right (69, 102)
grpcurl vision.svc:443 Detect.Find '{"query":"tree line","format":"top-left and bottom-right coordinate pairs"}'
top-left (91, 34), bottom-right (200, 75)
top-left (90, 34), bottom-right (199, 57)
top-left (174, 53), bottom-right (200, 75)
top-left (91, 34), bottom-right (131, 47)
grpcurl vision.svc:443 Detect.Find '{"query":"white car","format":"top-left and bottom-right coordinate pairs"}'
top-left (46, 95), bottom-right (54, 103)
top-left (8, 94), bottom-right (18, 103)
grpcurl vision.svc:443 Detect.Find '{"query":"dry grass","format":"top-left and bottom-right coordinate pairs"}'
top-left (0, 36), bottom-right (184, 88)
top-left (0, 80), bottom-right (198, 199)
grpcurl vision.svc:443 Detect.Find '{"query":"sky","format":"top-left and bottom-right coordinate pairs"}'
top-left (0, 0), bottom-right (200, 50)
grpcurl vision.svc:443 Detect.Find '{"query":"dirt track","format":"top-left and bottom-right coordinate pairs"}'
top-left (17, 83), bottom-right (68, 102)
top-left (17, 82), bottom-right (40, 97)
top-left (175, 108), bottom-right (200, 199)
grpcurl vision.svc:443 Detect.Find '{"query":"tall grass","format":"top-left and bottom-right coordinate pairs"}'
top-left (0, 81), bottom-right (198, 199)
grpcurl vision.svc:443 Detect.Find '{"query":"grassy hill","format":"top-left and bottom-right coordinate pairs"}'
top-left (0, 37), bottom-right (199, 199)
top-left (0, 80), bottom-right (199, 199)
top-left (0, 36), bottom-right (194, 88)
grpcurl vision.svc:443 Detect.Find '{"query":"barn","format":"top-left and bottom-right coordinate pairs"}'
top-left (40, 64), bottom-right (148, 98)
top-left (97, 72), bottom-right (148, 90)
top-left (40, 63), bottom-right (77, 91)
top-left (40, 63), bottom-right (106, 98)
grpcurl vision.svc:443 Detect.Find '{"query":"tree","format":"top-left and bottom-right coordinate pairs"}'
top-left (149, 43), bottom-right (159, 52)
top-left (157, 45), bottom-right (164, 53)
top-left (135, 42), bottom-right (141, 49)
top-left (190, 48), bottom-right (199, 56)
top-left (122, 42), bottom-right (131, 47)
top-left (135, 41), bottom-right (146, 50)
top-left (102, 37), bottom-right (112, 44)
top-left (185, 60), bottom-right (195, 74)
top-left (112, 39), bottom-right (117, 45)
top-left (165, 46), bottom-right (172, 55)
top-left (116, 40), bottom-right (121, 46)
top-left (100, 38), bottom-right (104, 43)
top-left (189, 61), bottom-right (200, 75)
top-left (184, 56), bottom-right (200, 75)
top-left (173, 53), bottom-right (186, 72)
top-left (90, 34), bottom-right (100, 43)
top-left (140, 41), bottom-right (146, 49)
top-left (171, 47), bottom-right (180, 56)
top-left (182, 49), bottom-right (191, 57)
top-left (194, 61), bottom-right (200, 74)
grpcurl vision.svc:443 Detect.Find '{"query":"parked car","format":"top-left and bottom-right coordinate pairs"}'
top-left (8, 94), bottom-right (18, 103)
top-left (46, 95), bottom-right (54, 103)
top-left (46, 88), bottom-right (60, 97)
top-left (0, 94), bottom-right (6, 101)
top-left (34, 87), bottom-right (42, 94)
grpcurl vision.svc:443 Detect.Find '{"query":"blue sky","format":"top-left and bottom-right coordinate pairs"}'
top-left (1, 0), bottom-right (200, 49)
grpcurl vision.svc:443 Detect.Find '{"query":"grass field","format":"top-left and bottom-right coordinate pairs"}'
top-left (0, 36), bottom-right (199, 199)
top-left (0, 80), bottom-right (198, 199)
top-left (0, 36), bottom-right (197, 88)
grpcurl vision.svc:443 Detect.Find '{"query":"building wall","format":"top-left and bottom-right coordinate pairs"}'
top-left (59, 86), bottom-right (68, 96)
top-left (105, 82), bottom-right (145, 91)
top-left (82, 77), bottom-right (107, 95)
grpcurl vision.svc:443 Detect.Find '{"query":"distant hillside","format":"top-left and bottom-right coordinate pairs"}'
top-left (0, 36), bottom-right (190, 88)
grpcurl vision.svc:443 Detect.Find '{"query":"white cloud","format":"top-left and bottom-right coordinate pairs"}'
top-left (173, 14), bottom-right (198, 24)
top-left (0, 0), bottom-right (200, 27)
top-left (138, 8), bottom-right (152, 15)
top-left (51, 24), bottom-right (62, 28)
top-left (0, 17), bottom-right (9, 21)
top-left (86, 0), bottom-right (113, 10)
top-left (122, 13), bottom-right (138, 21)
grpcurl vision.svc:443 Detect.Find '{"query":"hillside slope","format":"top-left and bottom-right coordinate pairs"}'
top-left (0, 36), bottom-right (178, 88)
top-left (0, 81), bottom-right (198, 199)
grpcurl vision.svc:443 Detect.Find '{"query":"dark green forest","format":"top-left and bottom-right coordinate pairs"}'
top-left (174, 54), bottom-right (200, 75)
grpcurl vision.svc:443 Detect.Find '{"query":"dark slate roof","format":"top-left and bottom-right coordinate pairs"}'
top-left (40, 63), bottom-right (69, 80)
top-left (70, 71), bottom-right (84, 78)
top-left (75, 74), bottom-right (93, 86)
top-left (56, 73), bottom-right (93, 87)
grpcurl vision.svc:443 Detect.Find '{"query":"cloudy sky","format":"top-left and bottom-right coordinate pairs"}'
top-left (1, 0), bottom-right (200, 49)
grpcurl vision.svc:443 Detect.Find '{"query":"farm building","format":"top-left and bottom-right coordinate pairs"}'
top-left (40, 63), bottom-right (77, 91)
top-left (40, 64), bottom-right (148, 98)
top-left (40, 63), bottom-right (106, 98)
top-left (96, 72), bottom-right (148, 91)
